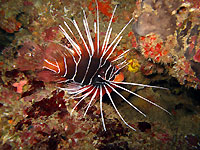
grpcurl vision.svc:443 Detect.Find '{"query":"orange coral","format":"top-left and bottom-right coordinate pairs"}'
top-left (13, 80), bottom-right (28, 93)
top-left (88, 0), bottom-right (117, 22)
top-left (140, 35), bottom-right (168, 63)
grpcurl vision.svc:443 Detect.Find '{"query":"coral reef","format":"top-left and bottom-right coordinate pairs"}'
top-left (132, 0), bottom-right (180, 39)
top-left (132, 0), bottom-right (200, 89)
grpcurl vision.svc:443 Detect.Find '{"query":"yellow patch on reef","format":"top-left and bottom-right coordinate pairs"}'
top-left (128, 59), bottom-right (140, 72)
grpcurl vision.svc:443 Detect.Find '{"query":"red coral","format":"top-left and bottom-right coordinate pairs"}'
top-left (12, 80), bottom-right (28, 93)
top-left (193, 49), bottom-right (200, 63)
top-left (143, 42), bottom-right (163, 62)
top-left (140, 35), bottom-right (168, 62)
top-left (88, 0), bottom-right (117, 22)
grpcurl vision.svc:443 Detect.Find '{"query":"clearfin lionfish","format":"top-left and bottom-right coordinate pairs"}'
top-left (43, 1), bottom-right (170, 131)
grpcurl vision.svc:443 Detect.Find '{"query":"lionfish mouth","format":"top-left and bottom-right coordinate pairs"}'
top-left (43, 0), bottom-right (170, 131)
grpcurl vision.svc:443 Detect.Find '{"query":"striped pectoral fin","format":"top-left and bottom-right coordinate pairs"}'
top-left (83, 85), bottom-right (109, 99)
top-left (44, 55), bottom-right (69, 77)
top-left (95, 87), bottom-right (106, 99)
top-left (56, 56), bottom-right (68, 77)
top-left (43, 59), bottom-right (60, 73)
top-left (94, 85), bottom-right (112, 99)
top-left (83, 85), bottom-right (112, 110)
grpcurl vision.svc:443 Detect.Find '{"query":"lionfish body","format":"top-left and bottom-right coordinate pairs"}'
top-left (43, 1), bottom-right (170, 131)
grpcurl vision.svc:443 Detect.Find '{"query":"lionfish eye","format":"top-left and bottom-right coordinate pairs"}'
top-left (92, 74), bottom-right (106, 86)
top-left (98, 70), bottom-right (105, 76)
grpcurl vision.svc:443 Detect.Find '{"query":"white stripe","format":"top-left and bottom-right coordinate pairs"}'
top-left (81, 55), bottom-right (92, 84)
top-left (63, 21), bottom-right (82, 55)
top-left (102, 27), bottom-right (112, 55)
top-left (84, 86), bottom-right (98, 116)
top-left (72, 20), bottom-right (91, 56)
top-left (62, 52), bottom-right (78, 81)
top-left (105, 63), bottom-right (113, 79)
top-left (43, 66), bottom-right (57, 73)
top-left (109, 82), bottom-right (171, 115)
top-left (58, 43), bottom-right (75, 55)
top-left (104, 18), bottom-right (134, 55)
top-left (96, 0), bottom-right (100, 55)
top-left (67, 85), bottom-right (92, 95)
top-left (105, 82), bottom-right (146, 117)
top-left (83, 10), bottom-right (95, 55)
top-left (71, 86), bottom-right (92, 99)
top-left (99, 85), bottom-right (106, 131)
top-left (44, 59), bottom-right (58, 68)
top-left (101, 36), bottom-right (122, 67)
top-left (108, 65), bottom-right (115, 80)
top-left (43, 59), bottom-right (60, 74)
top-left (101, 5), bottom-right (117, 54)
top-left (104, 85), bottom-right (136, 131)
top-left (56, 79), bottom-right (70, 83)
top-left (58, 42), bottom-right (82, 81)
top-left (111, 49), bottom-right (130, 63)
top-left (63, 56), bottom-right (67, 77)
top-left (109, 59), bottom-right (127, 78)
top-left (70, 86), bottom-right (96, 115)
top-left (59, 25), bottom-right (81, 57)
top-left (94, 22), bottom-right (96, 35)
top-left (105, 36), bottom-right (122, 61)
top-left (110, 81), bottom-right (169, 90)
top-left (55, 60), bottom-right (60, 74)
top-left (88, 58), bottom-right (102, 85)
top-left (109, 61), bottom-right (129, 80)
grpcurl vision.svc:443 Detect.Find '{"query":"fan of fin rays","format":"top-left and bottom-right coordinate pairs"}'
top-left (57, 0), bottom-right (171, 131)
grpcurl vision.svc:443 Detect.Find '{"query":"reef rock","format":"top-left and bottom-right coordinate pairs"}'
top-left (132, 0), bottom-right (181, 39)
